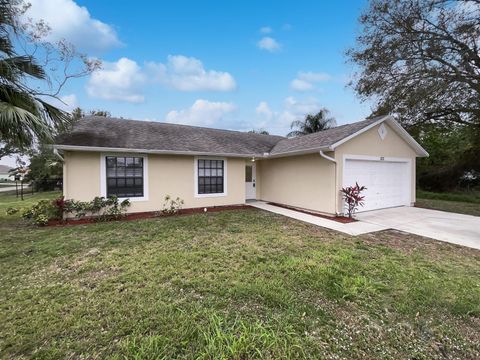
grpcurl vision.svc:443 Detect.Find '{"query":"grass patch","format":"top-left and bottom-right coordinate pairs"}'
top-left (417, 189), bottom-right (480, 204)
top-left (416, 190), bottom-right (480, 216)
top-left (1, 191), bottom-right (479, 358)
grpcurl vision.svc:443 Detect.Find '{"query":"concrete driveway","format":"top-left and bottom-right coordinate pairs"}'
top-left (356, 207), bottom-right (480, 250)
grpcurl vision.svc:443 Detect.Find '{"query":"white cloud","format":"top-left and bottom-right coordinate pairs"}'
top-left (290, 79), bottom-right (314, 91)
top-left (23, 0), bottom-right (122, 52)
top-left (59, 94), bottom-right (78, 111)
top-left (255, 101), bottom-right (273, 120)
top-left (255, 97), bottom-right (321, 135)
top-left (146, 55), bottom-right (236, 91)
top-left (165, 99), bottom-right (236, 127)
top-left (290, 71), bottom-right (331, 91)
top-left (257, 37), bottom-right (281, 52)
top-left (260, 26), bottom-right (273, 34)
top-left (86, 58), bottom-right (145, 103)
top-left (86, 55), bottom-right (236, 102)
top-left (40, 93), bottom-right (78, 112)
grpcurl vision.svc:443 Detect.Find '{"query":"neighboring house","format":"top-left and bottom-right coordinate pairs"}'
top-left (54, 115), bottom-right (428, 215)
top-left (0, 165), bottom-right (13, 182)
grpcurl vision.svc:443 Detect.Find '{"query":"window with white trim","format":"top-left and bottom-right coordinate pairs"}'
top-left (106, 156), bottom-right (144, 197)
top-left (197, 159), bottom-right (224, 194)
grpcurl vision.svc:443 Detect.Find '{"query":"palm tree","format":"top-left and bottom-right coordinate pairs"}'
top-left (287, 108), bottom-right (336, 137)
top-left (0, 1), bottom-right (70, 156)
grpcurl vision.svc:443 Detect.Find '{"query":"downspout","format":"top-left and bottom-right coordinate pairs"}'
top-left (319, 150), bottom-right (338, 215)
top-left (53, 147), bottom-right (64, 161)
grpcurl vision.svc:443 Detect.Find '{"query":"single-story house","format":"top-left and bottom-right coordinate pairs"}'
top-left (54, 114), bottom-right (428, 215)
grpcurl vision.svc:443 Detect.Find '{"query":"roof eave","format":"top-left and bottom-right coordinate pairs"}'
top-left (53, 144), bottom-right (262, 158)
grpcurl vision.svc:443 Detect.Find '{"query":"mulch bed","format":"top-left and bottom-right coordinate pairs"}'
top-left (266, 202), bottom-right (356, 223)
top-left (46, 204), bottom-right (252, 227)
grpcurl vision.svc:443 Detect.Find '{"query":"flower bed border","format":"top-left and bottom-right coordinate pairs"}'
top-left (46, 204), bottom-right (253, 227)
top-left (266, 202), bottom-right (356, 223)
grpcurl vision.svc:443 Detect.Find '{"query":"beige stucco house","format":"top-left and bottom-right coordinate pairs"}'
top-left (54, 115), bottom-right (428, 216)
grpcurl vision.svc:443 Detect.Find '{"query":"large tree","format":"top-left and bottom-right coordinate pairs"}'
top-left (0, 0), bottom-right (99, 158)
top-left (287, 109), bottom-right (335, 137)
top-left (347, 0), bottom-right (480, 128)
top-left (347, 0), bottom-right (480, 189)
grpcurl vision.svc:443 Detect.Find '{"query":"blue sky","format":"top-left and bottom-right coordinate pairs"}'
top-left (2, 0), bottom-right (373, 166)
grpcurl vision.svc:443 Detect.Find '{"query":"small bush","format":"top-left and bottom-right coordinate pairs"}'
top-left (21, 195), bottom-right (131, 226)
top-left (6, 207), bottom-right (19, 215)
top-left (341, 182), bottom-right (367, 218)
top-left (162, 195), bottom-right (184, 215)
top-left (21, 199), bottom-right (59, 226)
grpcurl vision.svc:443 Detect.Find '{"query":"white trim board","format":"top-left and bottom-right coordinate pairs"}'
top-left (100, 153), bottom-right (149, 202)
top-left (193, 156), bottom-right (228, 198)
top-left (56, 144), bottom-right (255, 159)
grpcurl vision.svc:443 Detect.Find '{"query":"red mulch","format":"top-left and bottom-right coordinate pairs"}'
top-left (266, 202), bottom-right (356, 223)
top-left (46, 204), bottom-right (252, 227)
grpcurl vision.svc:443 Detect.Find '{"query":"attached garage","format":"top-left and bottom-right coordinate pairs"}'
top-left (343, 156), bottom-right (412, 212)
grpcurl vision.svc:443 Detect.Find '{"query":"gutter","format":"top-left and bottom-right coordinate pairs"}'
top-left (53, 144), bottom-right (263, 159)
top-left (319, 150), bottom-right (339, 215)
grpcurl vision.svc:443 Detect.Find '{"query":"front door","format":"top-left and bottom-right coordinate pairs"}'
top-left (245, 163), bottom-right (256, 200)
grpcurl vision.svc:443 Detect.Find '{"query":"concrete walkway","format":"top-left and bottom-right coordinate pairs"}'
top-left (249, 201), bottom-right (387, 236)
top-left (249, 201), bottom-right (480, 250)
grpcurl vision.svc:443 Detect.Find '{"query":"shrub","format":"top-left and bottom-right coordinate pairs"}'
top-left (341, 182), bottom-right (367, 218)
top-left (61, 196), bottom-right (130, 220)
top-left (5, 207), bottom-right (19, 215)
top-left (20, 195), bottom-right (131, 226)
top-left (162, 195), bottom-right (184, 215)
top-left (21, 199), bottom-right (59, 226)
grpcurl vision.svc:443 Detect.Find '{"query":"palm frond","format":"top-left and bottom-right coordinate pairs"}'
top-left (0, 101), bottom-right (51, 148)
top-left (0, 56), bottom-right (46, 81)
top-left (286, 130), bottom-right (306, 138)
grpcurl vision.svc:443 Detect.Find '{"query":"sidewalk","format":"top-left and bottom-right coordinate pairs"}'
top-left (249, 201), bottom-right (387, 236)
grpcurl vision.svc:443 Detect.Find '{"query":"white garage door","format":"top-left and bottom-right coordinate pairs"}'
top-left (343, 159), bottom-right (411, 212)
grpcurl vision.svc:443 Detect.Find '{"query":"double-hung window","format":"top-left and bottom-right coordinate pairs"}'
top-left (197, 159), bottom-right (225, 195)
top-left (106, 156), bottom-right (144, 197)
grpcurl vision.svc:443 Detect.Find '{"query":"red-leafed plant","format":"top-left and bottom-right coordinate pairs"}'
top-left (341, 182), bottom-right (367, 218)
top-left (52, 196), bottom-right (67, 219)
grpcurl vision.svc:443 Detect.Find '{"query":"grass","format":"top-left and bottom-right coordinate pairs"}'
top-left (1, 191), bottom-right (479, 359)
top-left (416, 190), bottom-right (480, 216)
top-left (417, 190), bottom-right (480, 204)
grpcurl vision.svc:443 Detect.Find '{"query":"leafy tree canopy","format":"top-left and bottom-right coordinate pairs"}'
top-left (248, 129), bottom-right (270, 135)
top-left (0, 0), bottom-right (100, 159)
top-left (347, 0), bottom-right (480, 190)
top-left (71, 107), bottom-right (111, 121)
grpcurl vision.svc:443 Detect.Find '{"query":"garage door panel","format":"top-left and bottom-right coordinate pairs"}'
top-left (343, 159), bottom-right (410, 212)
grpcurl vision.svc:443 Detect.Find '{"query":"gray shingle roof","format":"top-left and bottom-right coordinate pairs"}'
top-left (55, 116), bottom-right (285, 156)
top-left (55, 115), bottom-right (392, 157)
top-left (269, 116), bottom-right (385, 155)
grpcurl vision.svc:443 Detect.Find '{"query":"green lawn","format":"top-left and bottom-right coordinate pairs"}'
top-left (1, 192), bottom-right (479, 359)
top-left (416, 190), bottom-right (480, 216)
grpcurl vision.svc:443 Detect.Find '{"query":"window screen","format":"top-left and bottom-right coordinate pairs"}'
top-left (198, 159), bottom-right (224, 194)
top-left (106, 156), bottom-right (144, 197)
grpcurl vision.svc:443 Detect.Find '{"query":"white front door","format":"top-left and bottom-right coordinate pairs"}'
top-left (245, 163), bottom-right (256, 200)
